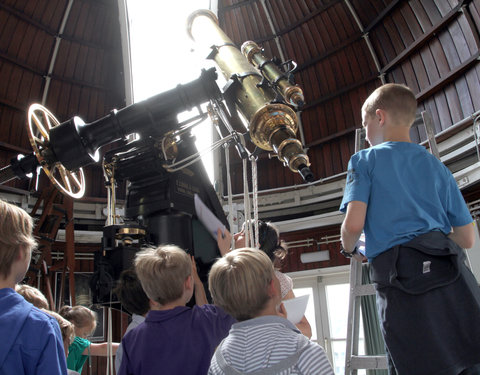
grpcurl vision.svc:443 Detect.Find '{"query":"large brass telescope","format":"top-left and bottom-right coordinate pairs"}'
top-left (186, 9), bottom-right (313, 182)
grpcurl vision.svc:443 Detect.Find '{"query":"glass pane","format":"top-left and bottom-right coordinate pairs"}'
top-left (331, 341), bottom-right (366, 375)
top-left (292, 287), bottom-right (317, 341)
top-left (326, 284), bottom-right (350, 338)
top-left (326, 283), bottom-right (365, 375)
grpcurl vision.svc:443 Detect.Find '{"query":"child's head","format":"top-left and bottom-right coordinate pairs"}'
top-left (15, 283), bottom-right (49, 309)
top-left (113, 268), bottom-right (150, 316)
top-left (362, 83), bottom-right (417, 145)
top-left (235, 220), bottom-right (288, 264)
top-left (208, 248), bottom-right (279, 321)
top-left (134, 245), bottom-right (192, 305)
top-left (44, 309), bottom-right (75, 356)
top-left (0, 200), bottom-right (37, 282)
top-left (59, 305), bottom-right (97, 339)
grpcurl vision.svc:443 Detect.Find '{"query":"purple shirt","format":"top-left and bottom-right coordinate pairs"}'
top-left (118, 304), bottom-right (235, 375)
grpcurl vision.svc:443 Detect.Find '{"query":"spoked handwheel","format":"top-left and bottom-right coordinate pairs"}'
top-left (27, 103), bottom-right (86, 199)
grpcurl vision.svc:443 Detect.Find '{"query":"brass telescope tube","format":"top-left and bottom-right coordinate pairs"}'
top-left (241, 41), bottom-right (305, 108)
top-left (186, 10), bottom-right (312, 180)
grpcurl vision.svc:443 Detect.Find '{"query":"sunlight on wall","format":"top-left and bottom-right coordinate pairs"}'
top-left (126, 0), bottom-right (214, 182)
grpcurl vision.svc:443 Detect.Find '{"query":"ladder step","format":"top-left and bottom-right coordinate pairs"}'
top-left (350, 355), bottom-right (388, 370)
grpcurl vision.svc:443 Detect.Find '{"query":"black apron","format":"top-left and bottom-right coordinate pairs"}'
top-left (370, 232), bottom-right (480, 375)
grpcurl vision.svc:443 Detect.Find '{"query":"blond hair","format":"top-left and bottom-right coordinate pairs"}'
top-left (134, 245), bottom-right (191, 305)
top-left (362, 83), bottom-right (417, 127)
top-left (15, 284), bottom-right (49, 309)
top-left (58, 305), bottom-right (97, 331)
top-left (44, 309), bottom-right (75, 347)
top-left (0, 200), bottom-right (37, 279)
top-left (208, 248), bottom-right (274, 321)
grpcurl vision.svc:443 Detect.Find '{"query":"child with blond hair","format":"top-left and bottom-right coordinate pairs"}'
top-left (59, 304), bottom-right (119, 374)
top-left (0, 199), bottom-right (67, 374)
top-left (118, 244), bottom-right (235, 375)
top-left (15, 283), bottom-right (50, 309)
top-left (208, 248), bottom-right (334, 374)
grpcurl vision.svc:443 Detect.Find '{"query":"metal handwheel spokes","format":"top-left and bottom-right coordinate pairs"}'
top-left (27, 103), bottom-right (86, 199)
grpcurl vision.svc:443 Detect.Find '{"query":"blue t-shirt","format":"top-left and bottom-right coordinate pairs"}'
top-left (340, 142), bottom-right (472, 260)
top-left (0, 288), bottom-right (68, 375)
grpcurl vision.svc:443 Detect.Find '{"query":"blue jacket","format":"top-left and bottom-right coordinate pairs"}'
top-left (0, 288), bottom-right (67, 375)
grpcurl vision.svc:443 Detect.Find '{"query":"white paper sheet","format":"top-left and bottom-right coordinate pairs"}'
top-left (194, 193), bottom-right (225, 240)
top-left (282, 294), bottom-right (309, 324)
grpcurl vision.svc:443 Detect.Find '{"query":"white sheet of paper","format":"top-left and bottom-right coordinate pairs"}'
top-left (194, 193), bottom-right (225, 240)
top-left (282, 294), bottom-right (309, 324)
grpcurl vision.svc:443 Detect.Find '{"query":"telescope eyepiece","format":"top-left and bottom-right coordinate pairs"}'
top-left (298, 164), bottom-right (314, 183)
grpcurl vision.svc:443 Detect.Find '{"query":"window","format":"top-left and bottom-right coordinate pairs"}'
top-left (291, 267), bottom-right (366, 375)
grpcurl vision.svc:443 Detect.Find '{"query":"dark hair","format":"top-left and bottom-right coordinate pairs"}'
top-left (246, 220), bottom-right (288, 264)
top-left (113, 268), bottom-right (150, 315)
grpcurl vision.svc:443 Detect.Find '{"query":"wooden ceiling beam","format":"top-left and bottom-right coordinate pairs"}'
top-left (0, 2), bottom-right (57, 36)
top-left (302, 74), bottom-right (378, 110)
top-left (380, 1), bottom-right (467, 74)
top-left (0, 51), bottom-right (45, 76)
top-left (306, 126), bottom-right (356, 149)
top-left (364, 0), bottom-right (402, 33)
top-left (0, 98), bottom-right (27, 113)
top-left (246, 0), bottom-right (342, 43)
top-left (295, 34), bottom-right (360, 72)
top-left (0, 140), bottom-right (31, 154)
top-left (416, 51), bottom-right (480, 103)
top-left (47, 74), bottom-right (112, 92)
top-left (0, 3), bottom-right (114, 51)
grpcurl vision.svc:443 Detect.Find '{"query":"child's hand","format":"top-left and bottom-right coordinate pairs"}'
top-left (277, 302), bottom-right (287, 319)
top-left (217, 228), bottom-right (232, 256)
top-left (191, 256), bottom-right (202, 285)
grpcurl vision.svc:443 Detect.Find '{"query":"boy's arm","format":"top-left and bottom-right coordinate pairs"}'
top-left (449, 223), bottom-right (475, 249)
top-left (341, 201), bottom-right (367, 260)
top-left (191, 255), bottom-right (208, 306)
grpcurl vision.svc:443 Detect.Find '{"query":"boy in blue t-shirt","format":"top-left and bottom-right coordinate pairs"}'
top-left (340, 83), bottom-right (480, 375)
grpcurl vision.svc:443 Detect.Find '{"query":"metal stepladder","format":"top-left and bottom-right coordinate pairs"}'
top-left (344, 111), bottom-right (441, 374)
top-left (344, 127), bottom-right (388, 375)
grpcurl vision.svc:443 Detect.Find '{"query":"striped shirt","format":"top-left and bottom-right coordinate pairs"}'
top-left (208, 315), bottom-right (334, 375)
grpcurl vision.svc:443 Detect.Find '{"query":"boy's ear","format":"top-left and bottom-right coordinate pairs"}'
top-left (184, 274), bottom-right (193, 291)
top-left (268, 278), bottom-right (280, 299)
top-left (375, 108), bottom-right (387, 127)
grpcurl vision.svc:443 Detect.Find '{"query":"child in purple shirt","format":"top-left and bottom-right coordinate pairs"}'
top-left (118, 245), bottom-right (235, 375)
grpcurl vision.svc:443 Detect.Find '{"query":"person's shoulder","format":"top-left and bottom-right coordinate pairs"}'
top-left (297, 340), bottom-right (333, 373)
top-left (193, 303), bottom-right (227, 317)
top-left (193, 304), bottom-right (235, 324)
top-left (27, 306), bottom-right (59, 330)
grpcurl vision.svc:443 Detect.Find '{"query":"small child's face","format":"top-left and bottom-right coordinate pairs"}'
top-left (75, 323), bottom-right (95, 339)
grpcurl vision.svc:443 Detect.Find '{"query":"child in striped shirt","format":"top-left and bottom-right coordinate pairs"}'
top-left (208, 248), bottom-right (334, 375)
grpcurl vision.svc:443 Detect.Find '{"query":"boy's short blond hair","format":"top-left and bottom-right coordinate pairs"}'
top-left (208, 248), bottom-right (274, 321)
top-left (362, 83), bottom-right (417, 127)
top-left (0, 200), bottom-right (37, 279)
top-left (134, 245), bottom-right (191, 305)
top-left (15, 284), bottom-right (49, 309)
